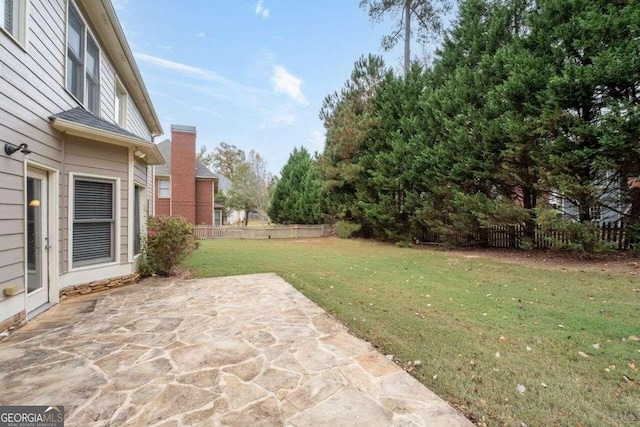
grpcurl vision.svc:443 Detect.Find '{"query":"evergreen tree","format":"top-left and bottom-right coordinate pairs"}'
top-left (269, 147), bottom-right (323, 224)
top-left (533, 0), bottom-right (640, 222)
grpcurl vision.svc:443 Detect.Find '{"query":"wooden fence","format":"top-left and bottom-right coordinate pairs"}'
top-left (195, 224), bottom-right (333, 240)
top-left (419, 221), bottom-right (633, 250)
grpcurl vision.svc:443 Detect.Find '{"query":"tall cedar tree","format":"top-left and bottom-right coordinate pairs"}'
top-left (269, 147), bottom-right (323, 224)
top-left (532, 0), bottom-right (640, 222)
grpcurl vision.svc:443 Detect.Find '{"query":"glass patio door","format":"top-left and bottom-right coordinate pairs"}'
top-left (26, 167), bottom-right (49, 313)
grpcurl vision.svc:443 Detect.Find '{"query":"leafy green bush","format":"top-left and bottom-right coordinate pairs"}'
top-left (535, 209), bottom-right (615, 254)
top-left (625, 222), bottom-right (640, 255)
top-left (335, 221), bottom-right (361, 239)
top-left (138, 216), bottom-right (198, 277)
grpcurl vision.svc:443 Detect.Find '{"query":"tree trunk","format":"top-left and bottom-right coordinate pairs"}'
top-left (628, 186), bottom-right (640, 246)
top-left (522, 185), bottom-right (537, 240)
top-left (578, 198), bottom-right (592, 223)
top-left (404, 0), bottom-right (411, 75)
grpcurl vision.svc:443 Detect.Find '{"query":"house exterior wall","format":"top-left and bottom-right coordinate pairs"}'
top-left (0, 0), bottom-right (160, 326)
top-left (170, 127), bottom-right (196, 223)
top-left (195, 179), bottom-right (214, 225)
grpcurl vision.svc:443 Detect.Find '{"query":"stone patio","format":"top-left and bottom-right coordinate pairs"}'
top-left (0, 273), bottom-right (472, 426)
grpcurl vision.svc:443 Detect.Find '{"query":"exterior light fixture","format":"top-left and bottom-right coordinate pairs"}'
top-left (29, 199), bottom-right (41, 207)
top-left (4, 142), bottom-right (32, 156)
top-left (134, 150), bottom-right (146, 159)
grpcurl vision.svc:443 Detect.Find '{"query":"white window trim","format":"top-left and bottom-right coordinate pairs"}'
top-left (158, 177), bottom-right (171, 199)
top-left (65, 0), bottom-right (101, 113)
top-left (68, 172), bottom-right (121, 272)
top-left (114, 76), bottom-right (128, 127)
top-left (0, 0), bottom-right (28, 50)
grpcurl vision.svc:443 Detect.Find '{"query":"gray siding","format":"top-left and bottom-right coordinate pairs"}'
top-left (0, 157), bottom-right (25, 296)
top-left (126, 96), bottom-right (152, 141)
top-left (100, 52), bottom-right (117, 123)
top-left (134, 159), bottom-right (147, 187)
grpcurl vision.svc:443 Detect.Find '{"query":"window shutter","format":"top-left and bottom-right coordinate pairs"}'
top-left (73, 180), bottom-right (114, 264)
top-left (4, 0), bottom-right (13, 33)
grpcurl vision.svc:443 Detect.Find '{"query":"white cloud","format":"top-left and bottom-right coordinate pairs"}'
top-left (306, 128), bottom-right (325, 153)
top-left (136, 52), bottom-right (275, 111)
top-left (197, 31), bottom-right (206, 38)
top-left (259, 103), bottom-right (297, 129)
top-left (260, 112), bottom-right (295, 129)
top-left (255, 0), bottom-right (270, 19)
top-left (270, 65), bottom-right (307, 105)
top-left (156, 44), bottom-right (173, 51)
top-left (135, 52), bottom-right (230, 84)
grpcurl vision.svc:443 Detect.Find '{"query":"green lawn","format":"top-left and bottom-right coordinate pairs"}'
top-left (187, 238), bottom-right (640, 426)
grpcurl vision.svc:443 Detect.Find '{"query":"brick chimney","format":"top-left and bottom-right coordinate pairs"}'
top-left (170, 125), bottom-right (196, 223)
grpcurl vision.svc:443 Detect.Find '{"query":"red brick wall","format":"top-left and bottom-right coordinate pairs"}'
top-left (195, 179), bottom-right (213, 225)
top-left (154, 178), bottom-right (170, 216)
top-left (170, 127), bottom-right (196, 223)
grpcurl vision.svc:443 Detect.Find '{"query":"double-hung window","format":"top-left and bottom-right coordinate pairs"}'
top-left (73, 178), bottom-right (116, 267)
top-left (158, 179), bottom-right (170, 198)
top-left (1, 0), bottom-right (26, 45)
top-left (67, 2), bottom-right (100, 114)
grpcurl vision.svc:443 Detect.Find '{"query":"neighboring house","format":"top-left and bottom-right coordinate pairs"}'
top-left (548, 191), bottom-right (626, 225)
top-left (0, 0), bottom-right (164, 330)
top-left (154, 126), bottom-right (220, 225)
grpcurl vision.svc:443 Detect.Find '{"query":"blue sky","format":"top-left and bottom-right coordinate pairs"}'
top-left (113, 0), bottom-right (431, 175)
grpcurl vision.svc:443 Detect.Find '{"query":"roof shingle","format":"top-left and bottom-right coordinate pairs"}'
top-left (50, 107), bottom-right (147, 142)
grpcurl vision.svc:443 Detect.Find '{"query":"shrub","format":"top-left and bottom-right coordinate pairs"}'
top-left (535, 209), bottom-right (615, 254)
top-left (336, 221), bottom-right (361, 239)
top-left (625, 222), bottom-right (640, 255)
top-left (138, 216), bottom-right (198, 277)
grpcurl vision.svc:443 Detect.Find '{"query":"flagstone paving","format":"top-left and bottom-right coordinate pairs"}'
top-left (0, 273), bottom-right (472, 426)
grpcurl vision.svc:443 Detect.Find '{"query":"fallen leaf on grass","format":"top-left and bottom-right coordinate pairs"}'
top-left (558, 324), bottom-right (565, 329)
top-left (629, 363), bottom-right (638, 373)
top-left (629, 336), bottom-right (640, 342)
top-left (516, 384), bottom-right (526, 394)
top-left (495, 352), bottom-right (500, 358)
top-left (578, 351), bottom-right (590, 359)
top-left (592, 343), bottom-right (600, 350)
top-left (541, 383), bottom-right (547, 388)
top-left (623, 375), bottom-right (637, 385)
